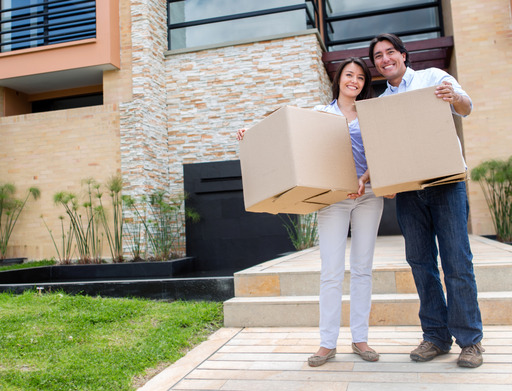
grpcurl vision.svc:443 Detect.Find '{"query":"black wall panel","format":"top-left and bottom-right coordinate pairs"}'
top-left (184, 160), bottom-right (295, 275)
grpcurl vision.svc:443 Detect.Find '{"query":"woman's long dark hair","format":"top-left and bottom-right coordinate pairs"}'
top-left (331, 57), bottom-right (373, 101)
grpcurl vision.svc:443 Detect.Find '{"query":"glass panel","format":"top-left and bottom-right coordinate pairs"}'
top-left (169, 0), bottom-right (310, 50)
top-left (328, 8), bottom-right (439, 50)
top-left (170, 0), bottom-right (305, 23)
top-left (325, 0), bottom-right (440, 51)
top-left (1, 0), bottom-right (43, 51)
top-left (46, 1), bottom-right (96, 45)
top-left (0, 0), bottom-right (95, 53)
top-left (326, 0), bottom-right (437, 15)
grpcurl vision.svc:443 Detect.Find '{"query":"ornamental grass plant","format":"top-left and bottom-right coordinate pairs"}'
top-left (281, 213), bottom-right (319, 251)
top-left (0, 184), bottom-right (41, 260)
top-left (0, 291), bottom-right (223, 391)
top-left (471, 156), bottom-right (512, 243)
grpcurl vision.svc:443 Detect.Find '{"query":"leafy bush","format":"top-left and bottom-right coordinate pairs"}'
top-left (471, 156), bottom-right (512, 243)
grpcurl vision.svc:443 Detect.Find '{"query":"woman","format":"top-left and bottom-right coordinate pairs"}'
top-left (237, 57), bottom-right (385, 365)
top-left (306, 57), bottom-right (385, 366)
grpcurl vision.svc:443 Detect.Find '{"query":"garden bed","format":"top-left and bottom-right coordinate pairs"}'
top-left (0, 257), bottom-right (234, 301)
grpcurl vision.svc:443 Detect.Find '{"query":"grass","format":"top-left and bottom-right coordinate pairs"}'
top-left (0, 291), bottom-right (224, 391)
top-left (0, 259), bottom-right (56, 272)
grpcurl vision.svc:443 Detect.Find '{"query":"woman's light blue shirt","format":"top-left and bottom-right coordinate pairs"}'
top-left (314, 100), bottom-right (367, 178)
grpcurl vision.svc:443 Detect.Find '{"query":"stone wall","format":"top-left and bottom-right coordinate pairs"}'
top-left (165, 32), bottom-right (332, 196)
top-left (120, 0), bottom-right (169, 197)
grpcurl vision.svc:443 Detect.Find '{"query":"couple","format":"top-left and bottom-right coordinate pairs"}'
top-left (306, 34), bottom-right (484, 369)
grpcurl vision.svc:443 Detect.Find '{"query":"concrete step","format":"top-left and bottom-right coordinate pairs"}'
top-left (234, 262), bottom-right (512, 297)
top-left (234, 236), bottom-right (512, 297)
top-left (224, 236), bottom-right (512, 328)
top-left (224, 291), bottom-right (512, 327)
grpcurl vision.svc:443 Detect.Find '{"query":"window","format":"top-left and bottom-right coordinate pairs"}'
top-left (0, 0), bottom-right (96, 53)
top-left (323, 0), bottom-right (442, 51)
top-left (31, 92), bottom-right (103, 113)
top-left (167, 0), bottom-right (318, 50)
top-left (166, 1), bottom-right (443, 53)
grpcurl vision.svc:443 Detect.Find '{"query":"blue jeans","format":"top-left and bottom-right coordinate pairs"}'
top-left (396, 182), bottom-right (483, 350)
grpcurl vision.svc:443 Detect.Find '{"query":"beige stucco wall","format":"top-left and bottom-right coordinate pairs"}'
top-left (450, 0), bottom-right (512, 235)
top-left (0, 105), bottom-right (121, 259)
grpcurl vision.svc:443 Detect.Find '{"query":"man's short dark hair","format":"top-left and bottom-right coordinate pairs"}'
top-left (369, 33), bottom-right (411, 67)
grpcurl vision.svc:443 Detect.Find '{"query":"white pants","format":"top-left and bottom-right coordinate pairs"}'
top-left (318, 186), bottom-right (383, 348)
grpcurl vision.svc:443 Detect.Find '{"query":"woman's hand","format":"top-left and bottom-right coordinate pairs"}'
top-left (236, 128), bottom-right (247, 141)
top-left (383, 194), bottom-right (396, 199)
top-left (347, 170), bottom-right (369, 199)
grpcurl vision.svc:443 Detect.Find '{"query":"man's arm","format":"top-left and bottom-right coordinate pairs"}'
top-left (435, 81), bottom-right (472, 116)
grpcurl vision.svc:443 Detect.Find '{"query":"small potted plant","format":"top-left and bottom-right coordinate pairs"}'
top-left (0, 183), bottom-right (41, 263)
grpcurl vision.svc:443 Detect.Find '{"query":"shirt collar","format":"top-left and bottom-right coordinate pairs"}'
top-left (329, 99), bottom-right (343, 114)
top-left (387, 67), bottom-right (414, 92)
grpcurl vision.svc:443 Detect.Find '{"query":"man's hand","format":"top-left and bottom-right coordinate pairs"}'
top-left (435, 81), bottom-right (471, 116)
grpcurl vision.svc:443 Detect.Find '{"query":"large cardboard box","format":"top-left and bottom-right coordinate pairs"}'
top-left (240, 106), bottom-right (358, 214)
top-left (355, 86), bottom-right (466, 197)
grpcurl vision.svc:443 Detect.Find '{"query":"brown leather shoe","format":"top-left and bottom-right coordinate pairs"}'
top-left (308, 348), bottom-right (336, 367)
top-left (410, 340), bottom-right (450, 362)
top-left (457, 342), bottom-right (485, 368)
top-left (352, 343), bottom-right (379, 362)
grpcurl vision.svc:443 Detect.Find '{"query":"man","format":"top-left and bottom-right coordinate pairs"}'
top-left (368, 33), bottom-right (484, 368)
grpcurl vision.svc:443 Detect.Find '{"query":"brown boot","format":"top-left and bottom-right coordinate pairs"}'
top-left (457, 342), bottom-right (485, 368)
top-left (410, 340), bottom-right (449, 362)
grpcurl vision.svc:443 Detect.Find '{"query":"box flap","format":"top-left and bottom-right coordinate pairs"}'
top-left (246, 186), bottom-right (330, 214)
top-left (305, 190), bottom-right (351, 205)
top-left (420, 172), bottom-right (467, 189)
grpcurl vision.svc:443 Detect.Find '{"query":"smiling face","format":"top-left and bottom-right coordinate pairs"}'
top-left (337, 62), bottom-right (366, 100)
top-left (372, 39), bottom-right (407, 86)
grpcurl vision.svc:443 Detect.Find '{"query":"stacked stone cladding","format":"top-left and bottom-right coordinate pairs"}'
top-left (120, 0), bottom-right (169, 197)
top-left (165, 32), bottom-right (332, 197)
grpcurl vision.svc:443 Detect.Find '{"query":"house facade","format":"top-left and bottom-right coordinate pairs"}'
top-left (0, 0), bottom-right (510, 260)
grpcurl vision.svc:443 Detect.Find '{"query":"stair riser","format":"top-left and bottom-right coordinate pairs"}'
top-left (224, 297), bottom-right (512, 327)
top-left (235, 265), bottom-right (512, 297)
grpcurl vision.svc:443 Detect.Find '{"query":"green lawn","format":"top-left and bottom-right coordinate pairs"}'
top-left (0, 291), bottom-right (223, 390)
top-left (0, 259), bottom-right (56, 272)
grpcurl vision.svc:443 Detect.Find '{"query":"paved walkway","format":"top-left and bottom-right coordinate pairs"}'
top-left (140, 325), bottom-right (512, 391)
top-left (139, 236), bottom-right (512, 391)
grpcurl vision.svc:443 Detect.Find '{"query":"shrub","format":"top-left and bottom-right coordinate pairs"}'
top-left (0, 184), bottom-right (40, 260)
top-left (281, 213), bottom-right (318, 251)
top-left (471, 156), bottom-right (512, 243)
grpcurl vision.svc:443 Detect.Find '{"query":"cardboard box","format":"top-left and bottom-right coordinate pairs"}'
top-left (240, 106), bottom-right (359, 214)
top-left (355, 86), bottom-right (466, 197)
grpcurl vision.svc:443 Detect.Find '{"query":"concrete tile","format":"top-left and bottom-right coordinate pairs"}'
top-left (234, 275), bottom-right (280, 297)
top-left (172, 379), bottom-right (227, 390)
top-left (394, 270), bottom-right (416, 293)
top-left (220, 380), bottom-right (348, 391)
